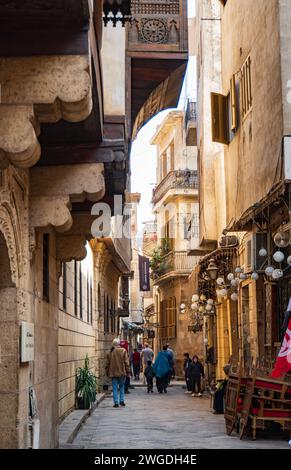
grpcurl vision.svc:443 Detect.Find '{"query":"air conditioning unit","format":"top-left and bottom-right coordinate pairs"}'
top-left (219, 235), bottom-right (239, 248)
top-left (243, 233), bottom-right (268, 273)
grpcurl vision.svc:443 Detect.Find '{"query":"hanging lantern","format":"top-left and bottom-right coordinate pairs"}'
top-left (200, 294), bottom-right (207, 301)
top-left (273, 251), bottom-right (285, 263)
top-left (251, 272), bottom-right (259, 281)
top-left (216, 277), bottom-right (224, 286)
top-left (272, 269), bottom-right (284, 280)
top-left (231, 293), bottom-right (238, 302)
top-left (287, 256), bottom-right (291, 266)
top-left (235, 267), bottom-right (243, 274)
top-left (220, 288), bottom-right (228, 297)
top-left (227, 273), bottom-right (234, 281)
top-left (239, 273), bottom-right (247, 280)
top-left (192, 294), bottom-right (199, 302)
top-left (180, 304), bottom-right (186, 310)
top-left (259, 248), bottom-right (267, 257)
top-left (265, 266), bottom-right (274, 277)
top-left (206, 304), bottom-right (213, 312)
top-left (206, 259), bottom-right (219, 280)
top-left (207, 299), bottom-right (214, 306)
top-left (191, 303), bottom-right (199, 311)
top-left (231, 279), bottom-right (238, 287)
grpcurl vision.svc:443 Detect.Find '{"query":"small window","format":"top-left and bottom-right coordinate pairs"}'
top-left (90, 279), bottom-right (93, 324)
top-left (211, 92), bottom-right (229, 144)
top-left (43, 234), bottom-right (50, 302)
top-left (63, 262), bottom-right (67, 311)
top-left (79, 265), bottom-right (83, 320)
top-left (240, 56), bottom-right (252, 119)
top-left (74, 260), bottom-right (78, 317)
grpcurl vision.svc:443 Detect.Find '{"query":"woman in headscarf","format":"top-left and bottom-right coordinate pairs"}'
top-left (153, 346), bottom-right (171, 393)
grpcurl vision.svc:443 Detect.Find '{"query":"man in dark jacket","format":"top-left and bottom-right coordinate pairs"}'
top-left (188, 355), bottom-right (204, 397)
top-left (183, 353), bottom-right (192, 394)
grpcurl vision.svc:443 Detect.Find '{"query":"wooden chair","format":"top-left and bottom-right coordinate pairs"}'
top-left (224, 363), bottom-right (248, 435)
top-left (239, 372), bottom-right (291, 440)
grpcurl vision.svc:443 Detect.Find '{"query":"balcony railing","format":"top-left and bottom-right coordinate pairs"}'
top-left (153, 251), bottom-right (198, 281)
top-left (153, 170), bottom-right (198, 205)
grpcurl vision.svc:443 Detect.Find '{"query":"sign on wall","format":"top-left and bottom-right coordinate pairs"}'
top-left (138, 255), bottom-right (150, 292)
top-left (21, 322), bottom-right (34, 363)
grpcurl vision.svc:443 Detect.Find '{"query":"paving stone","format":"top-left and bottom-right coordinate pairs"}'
top-left (72, 386), bottom-right (289, 449)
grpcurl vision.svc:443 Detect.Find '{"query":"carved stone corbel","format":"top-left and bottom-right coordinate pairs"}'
top-left (56, 235), bottom-right (87, 263)
top-left (29, 163), bottom-right (105, 232)
top-left (0, 55), bottom-right (93, 168)
top-left (0, 56), bottom-right (92, 123)
top-left (0, 105), bottom-right (41, 169)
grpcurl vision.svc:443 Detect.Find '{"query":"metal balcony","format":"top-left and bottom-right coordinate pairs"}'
top-left (152, 170), bottom-right (198, 206)
top-left (152, 251), bottom-right (198, 283)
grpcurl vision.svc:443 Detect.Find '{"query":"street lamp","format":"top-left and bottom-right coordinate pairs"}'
top-left (206, 259), bottom-right (219, 281)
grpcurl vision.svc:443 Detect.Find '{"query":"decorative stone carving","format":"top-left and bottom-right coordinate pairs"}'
top-left (169, 19), bottom-right (179, 44)
top-left (131, 0), bottom-right (179, 16)
top-left (0, 105), bottom-right (41, 169)
top-left (0, 56), bottom-right (92, 123)
top-left (30, 164), bottom-right (105, 202)
top-left (30, 196), bottom-right (73, 233)
top-left (129, 18), bottom-right (139, 42)
top-left (129, 1), bottom-right (180, 45)
top-left (140, 18), bottom-right (168, 43)
top-left (29, 163), bottom-right (105, 232)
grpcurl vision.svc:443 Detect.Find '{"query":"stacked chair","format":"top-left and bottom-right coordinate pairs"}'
top-left (224, 358), bottom-right (291, 441)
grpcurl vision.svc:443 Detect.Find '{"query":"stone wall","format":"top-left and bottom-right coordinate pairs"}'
top-left (221, 0), bottom-right (283, 224)
top-left (58, 254), bottom-right (97, 422)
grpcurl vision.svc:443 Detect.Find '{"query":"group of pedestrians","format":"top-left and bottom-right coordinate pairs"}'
top-left (183, 353), bottom-right (204, 397)
top-left (106, 339), bottom-right (175, 407)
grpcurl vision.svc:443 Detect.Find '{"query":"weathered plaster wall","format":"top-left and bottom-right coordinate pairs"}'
top-left (196, 0), bottom-right (223, 244)
top-left (221, 0), bottom-right (283, 224)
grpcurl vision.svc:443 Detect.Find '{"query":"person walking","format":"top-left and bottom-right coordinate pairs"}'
top-left (144, 360), bottom-right (155, 393)
top-left (153, 347), bottom-right (171, 394)
top-left (166, 343), bottom-right (175, 378)
top-left (141, 343), bottom-right (154, 383)
top-left (183, 353), bottom-right (192, 394)
top-left (106, 338), bottom-right (130, 408)
top-left (188, 355), bottom-right (204, 397)
top-left (132, 348), bottom-right (141, 380)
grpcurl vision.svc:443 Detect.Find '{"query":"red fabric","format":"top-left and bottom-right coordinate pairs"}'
top-left (251, 408), bottom-right (291, 418)
top-left (254, 380), bottom-right (291, 393)
top-left (120, 340), bottom-right (129, 353)
top-left (271, 318), bottom-right (291, 379)
top-left (132, 351), bottom-right (141, 365)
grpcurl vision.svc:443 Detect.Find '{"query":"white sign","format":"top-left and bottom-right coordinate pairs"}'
top-left (21, 322), bottom-right (34, 362)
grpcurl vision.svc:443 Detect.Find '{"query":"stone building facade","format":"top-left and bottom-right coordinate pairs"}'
top-left (190, 0), bottom-right (291, 379)
top-left (151, 111), bottom-right (202, 376)
top-left (0, 0), bottom-right (188, 448)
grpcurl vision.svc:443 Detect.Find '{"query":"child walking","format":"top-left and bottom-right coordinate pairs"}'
top-left (144, 360), bottom-right (155, 393)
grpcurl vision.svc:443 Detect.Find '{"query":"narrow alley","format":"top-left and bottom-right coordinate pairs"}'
top-left (70, 386), bottom-right (288, 450)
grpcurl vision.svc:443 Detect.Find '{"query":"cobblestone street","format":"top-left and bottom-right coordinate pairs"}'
top-left (72, 385), bottom-right (289, 449)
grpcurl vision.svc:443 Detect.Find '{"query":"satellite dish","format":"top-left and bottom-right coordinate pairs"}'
top-left (274, 230), bottom-right (290, 248)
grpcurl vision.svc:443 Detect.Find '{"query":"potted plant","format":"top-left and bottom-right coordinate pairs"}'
top-left (76, 355), bottom-right (97, 409)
